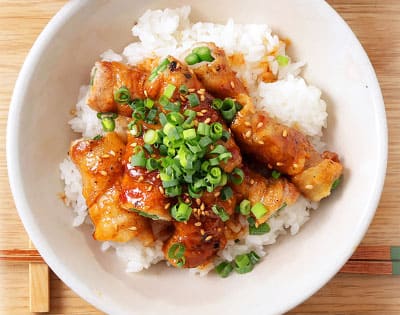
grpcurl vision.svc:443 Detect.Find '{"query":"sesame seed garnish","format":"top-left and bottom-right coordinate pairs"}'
top-left (293, 163), bottom-right (298, 168)
top-left (200, 229), bottom-right (205, 235)
top-left (258, 140), bottom-right (264, 145)
top-left (128, 226), bottom-right (137, 231)
top-left (164, 203), bottom-right (171, 210)
top-left (250, 179), bottom-right (255, 185)
top-left (201, 109), bottom-right (207, 113)
top-left (282, 129), bottom-right (288, 137)
top-left (158, 186), bottom-right (165, 194)
top-left (205, 235), bottom-right (213, 241)
top-left (268, 164), bottom-right (273, 169)
top-left (146, 186), bottom-right (153, 192)
top-left (244, 121), bottom-right (251, 126)
top-left (130, 143), bottom-right (137, 147)
top-left (138, 176), bottom-right (144, 182)
top-left (200, 203), bottom-right (205, 211)
top-left (196, 112), bottom-right (204, 117)
top-left (204, 118), bottom-right (211, 124)
top-left (196, 198), bottom-right (201, 206)
top-left (200, 95), bottom-right (205, 102)
top-left (214, 191), bottom-right (221, 197)
top-left (144, 90), bottom-right (148, 97)
top-left (156, 174), bottom-right (160, 179)
top-left (257, 122), bottom-right (264, 128)
top-left (198, 88), bottom-right (205, 94)
top-left (276, 162), bottom-right (284, 166)
top-left (188, 88), bottom-right (196, 92)
top-left (99, 170), bottom-right (107, 176)
top-left (230, 81), bottom-right (235, 88)
top-left (245, 130), bottom-right (252, 138)
top-left (194, 222), bottom-right (202, 227)
top-left (180, 95), bottom-right (186, 102)
top-left (102, 154), bottom-right (110, 158)
top-left (305, 184), bottom-right (314, 190)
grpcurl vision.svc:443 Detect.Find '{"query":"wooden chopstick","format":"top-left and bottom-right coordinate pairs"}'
top-left (0, 249), bottom-right (43, 262)
top-left (349, 245), bottom-right (400, 261)
top-left (28, 241), bottom-right (50, 313)
top-left (1, 246), bottom-right (400, 276)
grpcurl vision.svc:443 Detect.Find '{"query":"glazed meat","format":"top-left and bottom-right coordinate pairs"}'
top-left (189, 42), bottom-right (343, 201)
top-left (233, 165), bottom-right (299, 224)
top-left (70, 132), bottom-right (125, 208)
top-left (163, 210), bottom-right (226, 268)
top-left (89, 183), bottom-right (154, 244)
top-left (120, 133), bottom-right (172, 221)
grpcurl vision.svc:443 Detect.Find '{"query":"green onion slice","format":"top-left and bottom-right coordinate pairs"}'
top-left (168, 243), bottom-right (185, 261)
top-left (171, 202), bottom-right (192, 222)
top-left (179, 84), bottom-right (189, 95)
top-left (163, 83), bottom-right (176, 99)
top-left (221, 186), bottom-right (233, 201)
top-left (143, 129), bottom-right (159, 145)
top-left (220, 98), bottom-right (237, 122)
top-left (185, 53), bottom-right (200, 65)
top-left (271, 170), bottom-right (281, 179)
top-left (233, 254), bottom-right (254, 274)
top-left (276, 55), bottom-right (289, 66)
top-left (331, 177), bottom-right (342, 191)
top-left (187, 93), bottom-right (200, 107)
top-left (239, 199), bottom-right (251, 215)
top-left (249, 222), bottom-right (270, 235)
top-left (215, 261), bottom-right (233, 278)
top-left (149, 58), bottom-right (170, 82)
top-left (114, 86), bottom-right (131, 104)
top-left (251, 202), bottom-right (268, 219)
top-left (230, 168), bottom-right (244, 185)
top-left (211, 205), bottom-right (230, 222)
top-left (130, 148), bottom-right (146, 168)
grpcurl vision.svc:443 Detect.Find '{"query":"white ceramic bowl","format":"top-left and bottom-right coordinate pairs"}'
top-left (7, 1), bottom-right (387, 314)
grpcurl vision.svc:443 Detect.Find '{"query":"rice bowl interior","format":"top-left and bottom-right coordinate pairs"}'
top-left (7, 1), bottom-right (386, 314)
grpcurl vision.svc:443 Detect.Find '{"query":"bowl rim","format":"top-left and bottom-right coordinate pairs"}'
top-left (6, 1), bottom-right (388, 314)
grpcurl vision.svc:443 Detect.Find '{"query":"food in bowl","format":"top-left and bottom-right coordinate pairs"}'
top-left (60, 6), bottom-right (343, 276)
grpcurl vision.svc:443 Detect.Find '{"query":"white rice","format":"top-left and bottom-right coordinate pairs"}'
top-left (60, 6), bottom-right (329, 274)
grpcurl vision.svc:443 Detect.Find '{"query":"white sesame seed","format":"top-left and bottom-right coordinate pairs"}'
top-left (305, 184), bottom-right (314, 190)
top-left (257, 122), bottom-right (264, 129)
top-left (282, 129), bottom-right (288, 137)
top-left (194, 222), bottom-right (202, 227)
top-left (128, 226), bottom-right (137, 231)
top-left (230, 81), bottom-right (235, 88)
top-left (204, 118), bottom-right (211, 124)
top-left (245, 130), bottom-right (252, 138)
top-left (99, 170), bottom-right (107, 176)
top-left (276, 162), bottom-right (284, 166)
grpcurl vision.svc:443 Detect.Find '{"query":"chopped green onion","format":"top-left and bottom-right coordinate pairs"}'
top-left (248, 251), bottom-right (261, 265)
top-left (143, 143), bottom-right (153, 154)
top-left (129, 208), bottom-right (159, 220)
top-left (197, 122), bottom-right (210, 136)
top-left (168, 243), bottom-right (185, 259)
top-left (199, 136), bottom-right (213, 148)
top-left (114, 86), bottom-right (131, 104)
top-left (251, 202), bottom-right (268, 219)
top-left (233, 254), bottom-right (254, 274)
top-left (171, 202), bottom-right (192, 222)
top-left (146, 158), bottom-right (159, 171)
top-left (230, 168), bottom-right (244, 185)
top-left (207, 167), bottom-right (222, 185)
top-left (179, 84), bottom-right (189, 95)
top-left (215, 261), bottom-right (233, 278)
top-left (128, 121), bottom-right (142, 137)
top-left (129, 98), bottom-right (144, 110)
top-left (164, 101), bottom-right (181, 112)
top-left (101, 117), bottom-right (115, 132)
top-left (331, 177), bottom-right (342, 190)
top-left (144, 98), bottom-right (154, 109)
top-left (185, 53), bottom-right (200, 65)
top-left (211, 205), bottom-right (230, 222)
top-left (183, 128), bottom-right (196, 140)
top-left (221, 186), bottom-right (233, 201)
top-left (166, 112), bottom-right (184, 125)
top-left (187, 93), bottom-right (200, 107)
top-left (193, 46), bottom-right (214, 62)
top-left (210, 144), bottom-right (228, 155)
top-left (221, 130), bottom-right (231, 142)
top-left (92, 134), bottom-right (102, 141)
top-left (249, 222), bottom-right (270, 235)
top-left (239, 199), bottom-right (251, 215)
top-left (220, 98), bottom-right (237, 122)
top-left (163, 83), bottom-right (176, 99)
top-left (149, 58), bottom-right (170, 82)
top-left (130, 149), bottom-right (146, 168)
top-left (210, 122), bottom-right (223, 140)
top-left (143, 129), bottom-right (158, 145)
top-left (276, 55), bottom-right (289, 66)
top-left (271, 170), bottom-right (281, 179)
top-left (247, 216), bottom-right (256, 226)
top-left (165, 186), bottom-right (182, 197)
top-left (146, 108), bottom-right (157, 123)
top-left (212, 98), bottom-right (223, 110)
